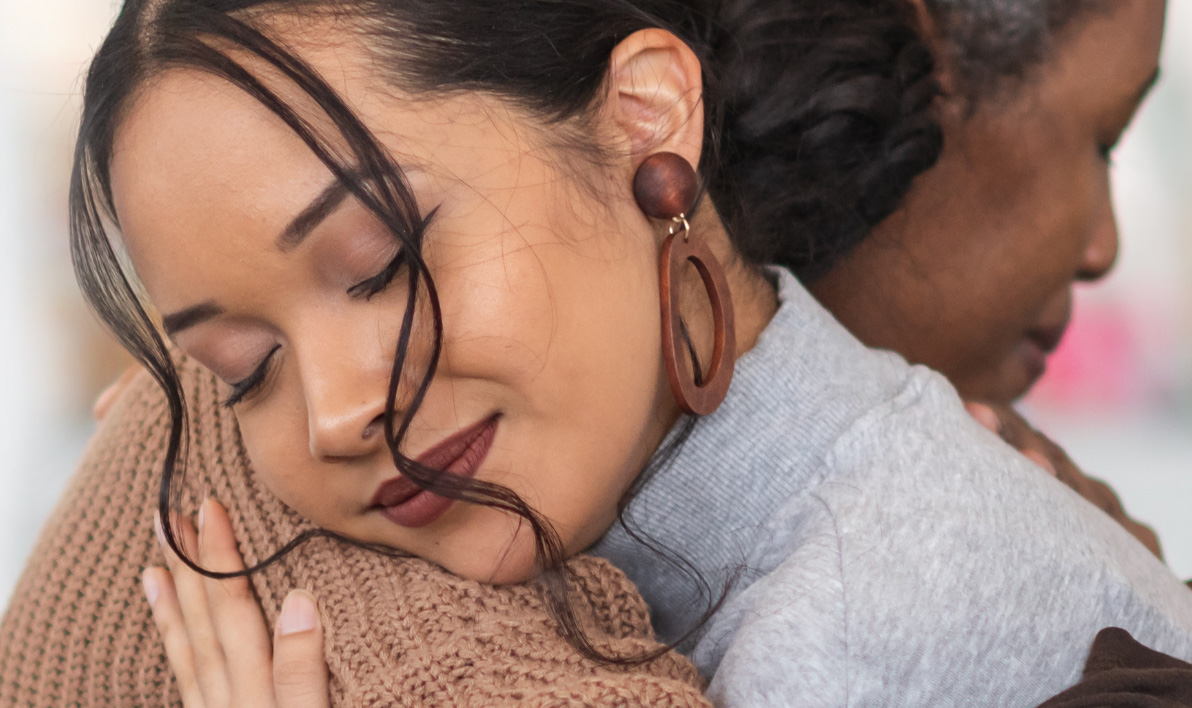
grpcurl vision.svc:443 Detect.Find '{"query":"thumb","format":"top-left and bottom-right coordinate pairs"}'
top-left (273, 590), bottom-right (331, 708)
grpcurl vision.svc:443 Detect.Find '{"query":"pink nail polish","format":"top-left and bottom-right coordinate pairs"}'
top-left (278, 592), bottom-right (318, 635)
top-left (142, 571), bottom-right (159, 608)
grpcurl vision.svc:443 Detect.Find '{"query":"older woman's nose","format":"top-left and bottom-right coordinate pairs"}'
top-left (1076, 198), bottom-right (1120, 282)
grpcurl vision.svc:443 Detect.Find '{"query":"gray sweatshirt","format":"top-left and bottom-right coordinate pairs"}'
top-left (591, 267), bottom-right (1192, 707)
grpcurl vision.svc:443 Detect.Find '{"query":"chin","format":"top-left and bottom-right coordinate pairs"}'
top-left (440, 530), bottom-right (543, 586)
top-left (950, 359), bottom-right (1041, 405)
top-left (1004, 355), bottom-right (1049, 403)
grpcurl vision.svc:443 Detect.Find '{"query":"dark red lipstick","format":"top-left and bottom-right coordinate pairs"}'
top-left (370, 415), bottom-right (499, 528)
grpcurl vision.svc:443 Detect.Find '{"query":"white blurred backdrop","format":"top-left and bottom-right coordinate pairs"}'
top-left (0, 1), bottom-right (1190, 606)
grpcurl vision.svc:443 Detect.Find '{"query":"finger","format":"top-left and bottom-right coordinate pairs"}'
top-left (198, 499), bottom-right (277, 706)
top-left (93, 364), bottom-right (141, 420)
top-left (987, 403), bottom-right (1035, 451)
top-left (990, 409), bottom-right (1072, 479)
top-left (273, 591), bottom-right (331, 708)
top-left (1022, 449), bottom-right (1058, 476)
top-left (144, 567), bottom-right (207, 708)
top-left (964, 402), bottom-right (1001, 435)
top-left (1031, 433), bottom-right (1079, 477)
top-left (158, 512), bottom-right (231, 707)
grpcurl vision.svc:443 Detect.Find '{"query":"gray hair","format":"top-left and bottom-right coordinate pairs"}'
top-left (923, 0), bottom-right (1111, 101)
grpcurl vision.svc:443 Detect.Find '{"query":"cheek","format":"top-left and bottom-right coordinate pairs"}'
top-left (986, 111), bottom-right (1110, 276)
top-left (234, 401), bottom-right (325, 522)
top-left (443, 224), bottom-right (660, 377)
top-left (427, 164), bottom-right (663, 398)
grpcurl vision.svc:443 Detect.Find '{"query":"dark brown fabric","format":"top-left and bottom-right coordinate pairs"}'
top-left (0, 358), bottom-right (710, 707)
top-left (1038, 628), bottom-right (1192, 708)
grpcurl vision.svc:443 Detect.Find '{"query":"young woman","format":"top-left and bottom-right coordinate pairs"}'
top-left (2, 1), bottom-right (1182, 705)
top-left (92, 0), bottom-right (1166, 553)
top-left (59, 0), bottom-right (1192, 706)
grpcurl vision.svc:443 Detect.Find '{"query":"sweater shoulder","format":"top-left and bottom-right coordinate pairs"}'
top-left (695, 369), bottom-right (1192, 706)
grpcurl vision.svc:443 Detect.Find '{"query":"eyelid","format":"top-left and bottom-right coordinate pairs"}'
top-left (344, 206), bottom-right (437, 300)
top-left (223, 344), bottom-right (281, 407)
top-left (347, 249), bottom-right (407, 300)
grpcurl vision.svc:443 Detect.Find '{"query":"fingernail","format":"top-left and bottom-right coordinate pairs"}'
top-left (197, 501), bottom-right (207, 534)
top-left (1024, 450), bottom-right (1057, 477)
top-left (967, 403), bottom-right (999, 433)
top-left (278, 591), bottom-right (318, 636)
top-left (92, 384), bottom-right (118, 420)
top-left (153, 513), bottom-right (166, 548)
top-left (142, 570), bottom-right (159, 608)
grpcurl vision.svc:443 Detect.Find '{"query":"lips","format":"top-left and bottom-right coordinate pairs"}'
top-left (1014, 314), bottom-right (1072, 390)
top-left (370, 414), bottom-right (499, 528)
top-left (1025, 321), bottom-right (1069, 355)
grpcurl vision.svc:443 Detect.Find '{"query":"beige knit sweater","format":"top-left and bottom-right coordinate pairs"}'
top-left (0, 358), bottom-right (709, 707)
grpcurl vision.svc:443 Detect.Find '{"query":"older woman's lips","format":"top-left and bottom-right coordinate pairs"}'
top-left (1019, 321), bottom-right (1070, 383)
top-left (1028, 322), bottom-right (1068, 355)
top-left (370, 415), bottom-right (499, 528)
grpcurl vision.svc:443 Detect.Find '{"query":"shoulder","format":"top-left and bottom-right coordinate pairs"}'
top-left (699, 367), bottom-right (1192, 705)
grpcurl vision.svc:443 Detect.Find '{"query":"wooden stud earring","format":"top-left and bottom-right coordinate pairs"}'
top-left (633, 152), bottom-right (736, 416)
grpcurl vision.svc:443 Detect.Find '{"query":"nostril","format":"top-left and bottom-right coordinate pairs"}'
top-left (362, 414), bottom-right (386, 441)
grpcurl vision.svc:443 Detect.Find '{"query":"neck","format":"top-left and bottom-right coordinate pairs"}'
top-left (686, 209), bottom-right (780, 366)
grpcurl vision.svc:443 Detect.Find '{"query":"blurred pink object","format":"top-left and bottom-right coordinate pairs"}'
top-left (1028, 300), bottom-right (1142, 411)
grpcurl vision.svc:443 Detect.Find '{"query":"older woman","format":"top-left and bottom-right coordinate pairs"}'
top-left (714, 0), bottom-right (1167, 553)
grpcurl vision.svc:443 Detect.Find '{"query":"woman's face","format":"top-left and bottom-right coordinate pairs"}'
top-left (109, 40), bottom-right (692, 583)
top-left (810, 0), bottom-right (1167, 403)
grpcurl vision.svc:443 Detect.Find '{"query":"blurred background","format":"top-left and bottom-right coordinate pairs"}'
top-left (0, 1), bottom-right (1191, 606)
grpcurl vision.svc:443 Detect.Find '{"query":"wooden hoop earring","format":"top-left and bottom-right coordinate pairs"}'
top-left (633, 152), bottom-right (737, 416)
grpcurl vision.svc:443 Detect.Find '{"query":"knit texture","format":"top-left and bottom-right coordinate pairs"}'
top-left (0, 357), bottom-right (709, 707)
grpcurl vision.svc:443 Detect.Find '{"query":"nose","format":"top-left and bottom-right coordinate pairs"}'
top-left (1075, 197), bottom-right (1119, 282)
top-left (303, 355), bottom-right (390, 461)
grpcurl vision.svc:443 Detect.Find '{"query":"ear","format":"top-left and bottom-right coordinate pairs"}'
top-left (903, 0), bottom-right (960, 99)
top-left (603, 28), bottom-right (705, 172)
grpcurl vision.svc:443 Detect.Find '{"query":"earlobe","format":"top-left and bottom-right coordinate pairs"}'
top-left (606, 28), bottom-right (704, 169)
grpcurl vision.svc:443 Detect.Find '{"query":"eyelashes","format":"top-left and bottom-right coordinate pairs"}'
top-left (223, 344), bottom-right (281, 408)
top-left (347, 249), bottom-right (407, 300)
top-left (346, 205), bottom-right (435, 300)
top-left (222, 249), bottom-right (409, 408)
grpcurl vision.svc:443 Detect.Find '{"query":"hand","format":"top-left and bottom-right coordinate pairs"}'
top-left (965, 401), bottom-right (1163, 559)
top-left (93, 364), bottom-right (142, 420)
top-left (964, 402), bottom-right (1064, 477)
top-left (143, 499), bottom-right (331, 708)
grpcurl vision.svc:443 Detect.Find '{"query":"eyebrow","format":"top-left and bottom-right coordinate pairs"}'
top-left (162, 301), bottom-right (224, 336)
top-left (276, 179), bottom-right (351, 252)
top-left (162, 179), bottom-right (355, 335)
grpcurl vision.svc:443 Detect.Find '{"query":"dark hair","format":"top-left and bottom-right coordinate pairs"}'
top-left (69, 0), bottom-right (943, 662)
top-left (713, 0), bottom-right (943, 278)
top-left (921, 0), bottom-right (1111, 103)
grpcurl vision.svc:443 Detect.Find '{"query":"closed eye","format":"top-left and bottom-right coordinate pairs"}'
top-left (347, 250), bottom-right (407, 300)
top-left (223, 344), bottom-right (281, 407)
top-left (346, 206), bottom-right (438, 300)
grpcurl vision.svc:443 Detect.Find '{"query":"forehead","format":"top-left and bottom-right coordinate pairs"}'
top-left (110, 67), bottom-right (330, 280)
top-left (106, 37), bottom-right (552, 309)
top-left (1045, 0), bottom-right (1166, 101)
